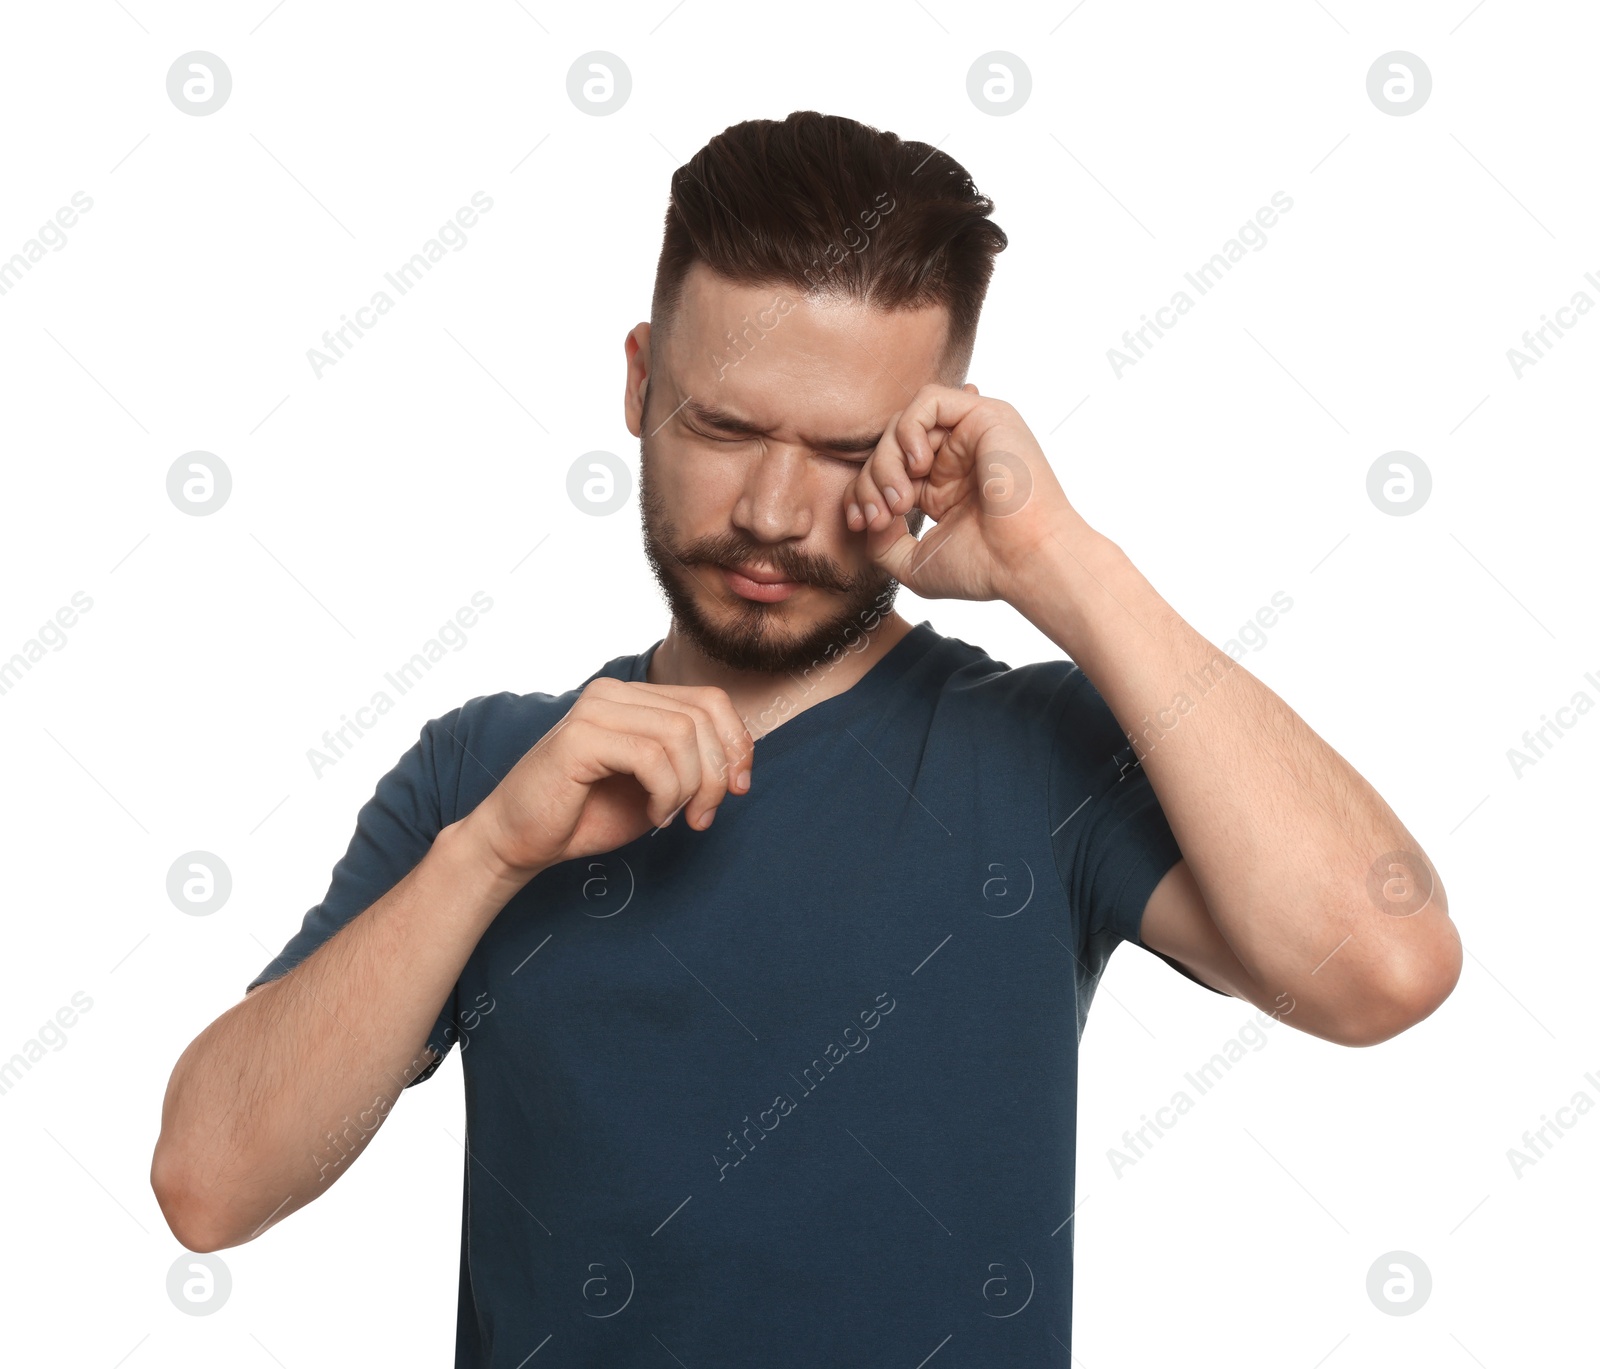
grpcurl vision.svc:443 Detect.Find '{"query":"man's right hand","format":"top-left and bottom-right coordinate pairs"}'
top-left (151, 679), bottom-right (751, 1252)
top-left (462, 678), bottom-right (756, 880)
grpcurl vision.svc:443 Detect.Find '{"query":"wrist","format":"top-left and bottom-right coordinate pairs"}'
top-left (1008, 519), bottom-right (1124, 631)
top-left (438, 810), bottom-right (540, 902)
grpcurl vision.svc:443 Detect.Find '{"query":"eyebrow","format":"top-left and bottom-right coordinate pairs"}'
top-left (680, 398), bottom-right (883, 453)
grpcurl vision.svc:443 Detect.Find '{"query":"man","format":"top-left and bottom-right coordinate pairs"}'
top-left (152, 110), bottom-right (1461, 1364)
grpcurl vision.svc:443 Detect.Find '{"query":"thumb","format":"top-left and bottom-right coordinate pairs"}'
top-left (868, 511), bottom-right (922, 584)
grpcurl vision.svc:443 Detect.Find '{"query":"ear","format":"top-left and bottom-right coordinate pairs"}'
top-left (623, 323), bottom-right (652, 437)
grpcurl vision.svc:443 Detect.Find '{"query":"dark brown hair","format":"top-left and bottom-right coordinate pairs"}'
top-left (651, 110), bottom-right (1008, 379)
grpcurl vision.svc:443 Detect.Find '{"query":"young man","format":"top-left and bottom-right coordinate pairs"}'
top-left (152, 111), bottom-right (1461, 1365)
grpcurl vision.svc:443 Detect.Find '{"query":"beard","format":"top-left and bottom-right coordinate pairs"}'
top-left (636, 384), bottom-right (924, 676)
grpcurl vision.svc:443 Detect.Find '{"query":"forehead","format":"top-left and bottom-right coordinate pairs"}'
top-left (664, 260), bottom-right (951, 431)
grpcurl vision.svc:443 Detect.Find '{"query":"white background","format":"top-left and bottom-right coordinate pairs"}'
top-left (1, 1), bottom-right (1594, 1365)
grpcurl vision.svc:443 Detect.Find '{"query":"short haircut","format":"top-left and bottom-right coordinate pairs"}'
top-left (650, 110), bottom-right (1008, 379)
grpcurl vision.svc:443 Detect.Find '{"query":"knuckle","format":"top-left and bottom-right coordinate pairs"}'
top-left (641, 730), bottom-right (682, 772)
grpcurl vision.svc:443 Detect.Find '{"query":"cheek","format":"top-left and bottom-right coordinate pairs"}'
top-left (661, 446), bottom-right (864, 530)
top-left (833, 466), bottom-right (867, 506)
top-left (651, 447), bottom-right (735, 508)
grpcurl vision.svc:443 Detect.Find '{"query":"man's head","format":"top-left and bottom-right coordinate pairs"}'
top-left (625, 110), bottom-right (1007, 675)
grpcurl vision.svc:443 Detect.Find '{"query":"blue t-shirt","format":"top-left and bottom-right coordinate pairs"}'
top-left (250, 618), bottom-right (1213, 1365)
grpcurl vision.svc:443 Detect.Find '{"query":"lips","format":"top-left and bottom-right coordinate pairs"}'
top-left (728, 562), bottom-right (795, 584)
top-left (720, 563), bottom-right (803, 603)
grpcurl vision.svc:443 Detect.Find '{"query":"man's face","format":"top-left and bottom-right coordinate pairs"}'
top-left (627, 261), bottom-right (951, 675)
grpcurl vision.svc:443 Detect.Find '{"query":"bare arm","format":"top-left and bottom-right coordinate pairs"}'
top-left (150, 678), bottom-right (753, 1253)
top-left (1014, 526), bottom-right (1462, 1045)
top-left (844, 382), bottom-right (1461, 1045)
top-left (150, 816), bottom-right (529, 1252)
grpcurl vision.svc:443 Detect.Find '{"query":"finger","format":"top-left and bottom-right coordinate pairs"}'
top-left (866, 508), bottom-right (923, 584)
top-left (572, 694), bottom-right (719, 826)
top-left (585, 699), bottom-right (711, 825)
top-left (598, 680), bottom-right (754, 795)
top-left (845, 460), bottom-right (882, 533)
top-left (896, 383), bottom-right (987, 475)
top-left (575, 690), bottom-right (733, 828)
top-left (859, 420), bottom-right (921, 531)
top-left (850, 405), bottom-right (967, 530)
top-left (585, 682), bottom-right (757, 811)
top-left (848, 418), bottom-right (911, 533)
top-left (559, 718), bottom-right (689, 829)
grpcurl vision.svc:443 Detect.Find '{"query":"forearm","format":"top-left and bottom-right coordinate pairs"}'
top-left (1013, 518), bottom-right (1457, 1015)
top-left (151, 815), bottom-right (532, 1251)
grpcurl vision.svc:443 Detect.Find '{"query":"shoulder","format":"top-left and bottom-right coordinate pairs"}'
top-left (414, 641), bottom-right (646, 814)
top-left (428, 643), bottom-right (642, 759)
top-left (921, 629), bottom-right (1092, 734)
top-left (925, 633), bottom-right (1150, 806)
top-left (439, 685), bottom-right (579, 742)
top-left (421, 685), bottom-right (584, 821)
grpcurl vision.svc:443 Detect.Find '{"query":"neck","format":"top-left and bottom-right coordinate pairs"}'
top-left (647, 611), bottom-right (915, 738)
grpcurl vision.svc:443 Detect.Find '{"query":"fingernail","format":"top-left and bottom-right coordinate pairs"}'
top-left (847, 503), bottom-right (861, 526)
top-left (738, 769), bottom-right (751, 791)
top-left (885, 487), bottom-right (900, 508)
top-left (865, 502), bottom-right (878, 521)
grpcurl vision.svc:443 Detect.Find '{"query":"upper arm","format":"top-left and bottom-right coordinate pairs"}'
top-left (245, 712), bottom-right (464, 1086)
top-left (1138, 857), bottom-right (1249, 1000)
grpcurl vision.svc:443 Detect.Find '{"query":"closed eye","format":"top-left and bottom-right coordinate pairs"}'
top-left (686, 423), bottom-right (753, 445)
top-left (687, 422), bottom-right (869, 464)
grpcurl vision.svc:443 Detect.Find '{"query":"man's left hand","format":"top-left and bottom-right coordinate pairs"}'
top-left (847, 382), bottom-right (1085, 603)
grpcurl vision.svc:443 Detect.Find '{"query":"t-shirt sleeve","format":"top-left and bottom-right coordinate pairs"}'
top-left (245, 710), bottom-right (463, 1087)
top-left (1046, 666), bottom-right (1226, 998)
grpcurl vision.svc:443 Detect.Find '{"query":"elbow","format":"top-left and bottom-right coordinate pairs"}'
top-left (1329, 926), bottom-right (1464, 1048)
top-left (151, 1139), bottom-right (236, 1254)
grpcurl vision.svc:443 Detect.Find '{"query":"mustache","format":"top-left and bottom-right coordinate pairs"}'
top-left (669, 535), bottom-right (854, 593)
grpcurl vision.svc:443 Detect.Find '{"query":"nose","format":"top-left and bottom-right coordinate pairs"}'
top-left (730, 443), bottom-right (817, 544)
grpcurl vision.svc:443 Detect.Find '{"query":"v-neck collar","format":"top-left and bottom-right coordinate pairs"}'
top-left (620, 620), bottom-right (940, 763)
